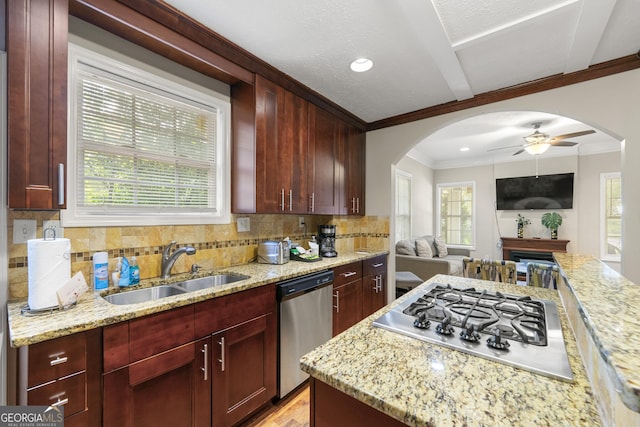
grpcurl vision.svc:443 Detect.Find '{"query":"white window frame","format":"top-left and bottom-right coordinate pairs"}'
top-left (600, 172), bottom-right (622, 262)
top-left (63, 43), bottom-right (231, 227)
top-left (436, 181), bottom-right (476, 249)
top-left (395, 169), bottom-right (412, 242)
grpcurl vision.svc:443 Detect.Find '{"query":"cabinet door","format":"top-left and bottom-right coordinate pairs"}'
top-left (363, 255), bottom-right (387, 317)
top-left (332, 281), bottom-right (362, 336)
top-left (284, 90), bottom-right (310, 213)
top-left (255, 75), bottom-right (287, 213)
top-left (212, 313), bottom-right (277, 427)
top-left (308, 104), bottom-right (340, 214)
top-left (7, 0), bottom-right (68, 209)
top-left (345, 126), bottom-right (365, 215)
top-left (103, 338), bottom-right (211, 427)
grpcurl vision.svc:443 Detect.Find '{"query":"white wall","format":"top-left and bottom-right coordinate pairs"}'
top-left (396, 156), bottom-right (434, 237)
top-left (427, 153), bottom-right (619, 267)
top-left (366, 68), bottom-right (640, 282)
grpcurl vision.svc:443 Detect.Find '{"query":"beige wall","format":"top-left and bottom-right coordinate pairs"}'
top-left (367, 68), bottom-right (640, 283)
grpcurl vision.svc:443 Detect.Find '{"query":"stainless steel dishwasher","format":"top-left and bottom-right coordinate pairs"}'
top-left (277, 270), bottom-right (334, 398)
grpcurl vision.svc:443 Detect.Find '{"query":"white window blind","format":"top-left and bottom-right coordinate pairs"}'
top-left (396, 170), bottom-right (412, 242)
top-left (78, 67), bottom-right (216, 209)
top-left (64, 43), bottom-right (231, 226)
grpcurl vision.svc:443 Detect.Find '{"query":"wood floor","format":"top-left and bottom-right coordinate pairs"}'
top-left (242, 384), bottom-right (310, 427)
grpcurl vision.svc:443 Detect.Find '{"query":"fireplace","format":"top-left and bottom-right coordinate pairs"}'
top-left (501, 237), bottom-right (569, 262)
top-left (509, 250), bottom-right (554, 262)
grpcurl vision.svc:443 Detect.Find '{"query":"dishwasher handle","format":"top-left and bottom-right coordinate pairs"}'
top-left (277, 270), bottom-right (334, 301)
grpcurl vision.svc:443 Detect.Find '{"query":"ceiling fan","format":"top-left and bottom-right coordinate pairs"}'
top-left (490, 122), bottom-right (596, 156)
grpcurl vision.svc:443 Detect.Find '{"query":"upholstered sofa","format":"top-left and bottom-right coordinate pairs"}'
top-left (395, 236), bottom-right (471, 281)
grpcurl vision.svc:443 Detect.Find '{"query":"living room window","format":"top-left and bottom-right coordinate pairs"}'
top-left (396, 170), bottom-right (412, 241)
top-left (601, 172), bottom-right (622, 261)
top-left (436, 182), bottom-right (475, 248)
top-left (63, 43), bottom-right (231, 227)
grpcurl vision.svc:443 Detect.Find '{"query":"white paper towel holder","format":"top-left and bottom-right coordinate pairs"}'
top-left (21, 227), bottom-right (76, 316)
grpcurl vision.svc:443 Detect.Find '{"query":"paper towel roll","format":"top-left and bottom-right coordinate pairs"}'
top-left (28, 238), bottom-right (71, 310)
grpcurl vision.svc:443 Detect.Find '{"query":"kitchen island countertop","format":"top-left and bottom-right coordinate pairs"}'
top-left (7, 250), bottom-right (387, 347)
top-left (301, 274), bottom-right (600, 427)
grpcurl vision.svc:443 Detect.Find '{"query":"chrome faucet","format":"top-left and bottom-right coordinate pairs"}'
top-left (161, 241), bottom-right (196, 279)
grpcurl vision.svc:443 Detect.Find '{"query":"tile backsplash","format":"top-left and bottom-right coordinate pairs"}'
top-left (7, 211), bottom-right (389, 301)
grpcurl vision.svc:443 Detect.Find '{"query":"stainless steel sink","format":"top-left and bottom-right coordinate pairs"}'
top-left (174, 274), bottom-right (249, 291)
top-left (102, 284), bottom-right (187, 305)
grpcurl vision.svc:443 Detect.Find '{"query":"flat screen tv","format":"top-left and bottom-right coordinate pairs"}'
top-left (496, 173), bottom-right (574, 210)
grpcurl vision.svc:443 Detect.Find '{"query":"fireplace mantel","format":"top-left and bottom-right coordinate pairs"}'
top-left (501, 237), bottom-right (569, 261)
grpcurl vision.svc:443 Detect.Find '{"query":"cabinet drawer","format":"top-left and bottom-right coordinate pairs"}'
top-left (28, 371), bottom-right (86, 418)
top-left (333, 262), bottom-right (362, 287)
top-left (363, 255), bottom-right (386, 277)
top-left (129, 305), bottom-right (195, 363)
top-left (195, 283), bottom-right (275, 337)
top-left (27, 333), bottom-right (86, 387)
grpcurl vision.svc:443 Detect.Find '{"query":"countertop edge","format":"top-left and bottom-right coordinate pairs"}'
top-left (554, 253), bottom-right (640, 413)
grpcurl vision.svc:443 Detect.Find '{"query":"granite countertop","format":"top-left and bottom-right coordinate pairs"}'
top-left (554, 253), bottom-right (640, 413)
top-left (301, 274), bottom-right (600, 427)
top-left (7, 250), bottom-right (387, 347)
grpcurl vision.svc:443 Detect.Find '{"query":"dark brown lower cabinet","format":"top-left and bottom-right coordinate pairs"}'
top-left (332, 280), bottom-right (362, 336)
top-left (212, 313), bottom-right (276, 427)
top-left (311, 378), bottom-right (406, 427)
top-left (103, 337), bottom-right (211, 427)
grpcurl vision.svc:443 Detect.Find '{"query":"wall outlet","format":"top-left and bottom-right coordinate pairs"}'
top-left (43, 220), bottom-right (64, 238)
top-left (237, 217), bottom-right (251, 232)
top-left (13, 219), bottom-right (37, 244)
top-left (298, 217), bottom-right (305, 228)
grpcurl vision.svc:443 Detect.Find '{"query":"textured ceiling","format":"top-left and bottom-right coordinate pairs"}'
top-left (163, 0), bottom-right (635, 167)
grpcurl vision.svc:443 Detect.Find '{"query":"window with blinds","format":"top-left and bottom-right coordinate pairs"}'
top-left (64, 44), bottom-right (230, 226)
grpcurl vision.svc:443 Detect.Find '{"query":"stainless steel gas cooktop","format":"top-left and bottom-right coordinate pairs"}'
top-left (373, 282), bottom-right (573, 381)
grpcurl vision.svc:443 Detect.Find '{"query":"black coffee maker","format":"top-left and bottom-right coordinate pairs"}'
top-left (317, 225), bottom-right (337, 257)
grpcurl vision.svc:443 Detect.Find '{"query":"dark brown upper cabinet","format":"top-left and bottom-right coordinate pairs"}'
top-left (7, 0), bottom-right (68, 209)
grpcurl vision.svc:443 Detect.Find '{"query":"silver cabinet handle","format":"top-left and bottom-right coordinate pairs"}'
top-left (58, 163), bottom-right (65, 206)
top-left (356, 197), bottom-right (360, 214)
top-left (280, 188), bottom-right (285, 211)
top-left (218, 337), bottom-right (225, 372)
top-left (341, 271), bottom-right (357, 278)
top-left (51, 397), bottom-right (68, 407)
top-left (310, 193), bottom-right (315, 212)
top-left (201, 343), bottom-right (208, 381)
top-left (333, 291), bottom-right (340, 312)
top-left (372, 263), bottom-right (384, 268)
top-left (351, 197), bottom-right (356, 213)
top-left (289, 189), bottom-right (293, 211)
top-left (49, 356), bottom-right (68, 366)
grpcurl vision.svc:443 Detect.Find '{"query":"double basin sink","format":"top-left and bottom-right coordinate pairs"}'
top-left (102, 273), bottom-right (249, 305)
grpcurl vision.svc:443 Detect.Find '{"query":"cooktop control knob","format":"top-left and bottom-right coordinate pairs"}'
top-left (487, 331), bottom-right (510, 350)
top-left (460, 324), bottom-right (481, 342)
top-left (436, 316), bottom-right (454, 336)
top-left (413, 312), bottom-right (431, 329)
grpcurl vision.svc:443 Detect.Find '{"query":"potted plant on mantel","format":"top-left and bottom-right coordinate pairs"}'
top-left (516, 214), bottom-right (531, 238)
top-left (541, 212), bottom-right (563, 239)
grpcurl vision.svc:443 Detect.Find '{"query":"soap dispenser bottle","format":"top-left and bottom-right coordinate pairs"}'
top-left (130, 256), bottom-right (140, 285)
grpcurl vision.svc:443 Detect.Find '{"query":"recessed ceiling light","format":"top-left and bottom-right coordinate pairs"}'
top-left (460, 147), bottom-right (470, 152)
top-left (350, 57), bottom-right (373, 72)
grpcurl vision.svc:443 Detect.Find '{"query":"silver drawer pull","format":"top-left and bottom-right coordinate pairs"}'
top-left (333, 291), bottom-right (340, 312)
top-left (201, 343), bottom-right (209, 381)
top-left (49, 356), bottom-right (68, 366)
top-left (51, 397), bottom-right (68, 407)
top-left (341, 271), bottom-right (357, 278)
top-left (218, 337), bottom-right (225, 372)
top-left (372, 263), bottom-right (384, 268)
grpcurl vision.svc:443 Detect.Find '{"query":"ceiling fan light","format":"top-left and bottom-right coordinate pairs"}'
top-left (524, 143), bottom-right (551, 155)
